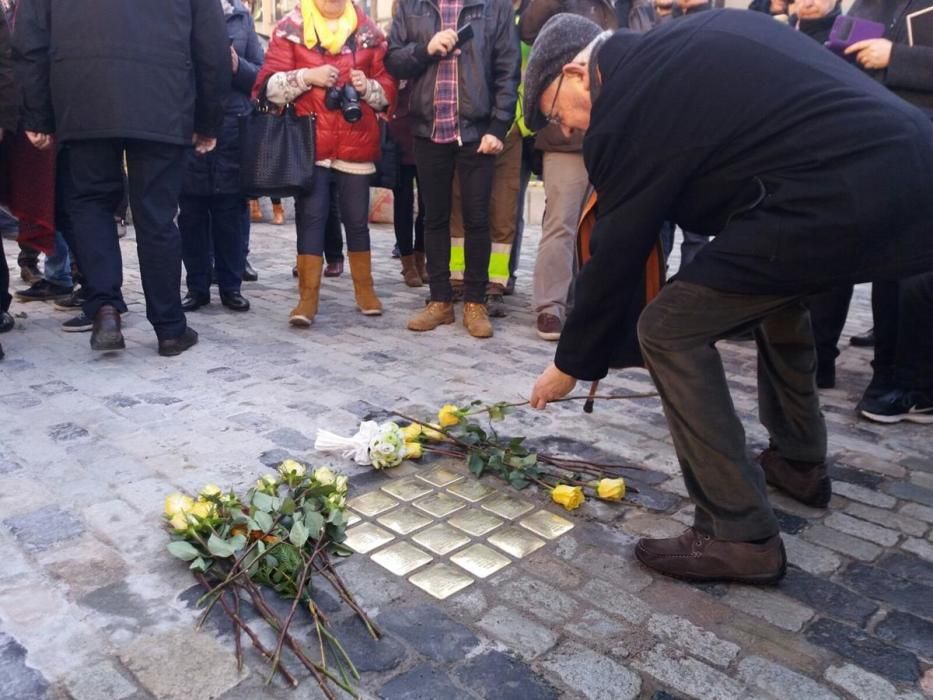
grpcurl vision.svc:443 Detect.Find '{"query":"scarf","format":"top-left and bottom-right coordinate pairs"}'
top-left (300, 0), bottom-right (358, 55)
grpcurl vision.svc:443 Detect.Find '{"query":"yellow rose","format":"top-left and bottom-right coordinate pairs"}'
top-left (438, 404), bottom-right (462, 428)
top-left (551, 484), bottom-right (585, 511)
top-left (278, 459), bottom-right (306, 478)
top-left (421, 424), bottom-right (446, 442)
top-left (313, 466), bottom-right (336, 486)
top-left (335, 475), bottom-right (349, 494)
top-left (401, 423), bottom-right (423, 441)
top-left (405, 441), bottom-right (423, 459)
top-left (189, 500), bottom-right (214, 520)
top-left (200, 484), bottom-right (222, 498)
top-left (164, 492), bottom-right (194, 517)
top-left (257, 474), bottom-right (279, 490)
top-left (169, 511), bottom-right (190, 532)
top-left (596, 478), bottom-right (626, 502)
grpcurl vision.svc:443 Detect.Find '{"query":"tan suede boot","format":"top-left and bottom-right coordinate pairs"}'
top-left (348, 251), bottom-right (383, 316)
top-left (399, 255), bottom-right (423, 287)
top-left (407, 301), bottom-right (454, 331)
top-left (249, 199), bottom-right (263, 223)
top-left (414, 251), bottom-right (429, 283)
top-left (272, 202), bottom-right (286, 225)
top-left (289, 255), bottom-right (323, 327)
top-left (463, 302), bottom-right (493, 338)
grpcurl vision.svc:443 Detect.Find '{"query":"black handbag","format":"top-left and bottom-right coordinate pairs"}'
top-left (370, 119), bottom-right (400, 191)
top-left (239, 92), bottom-right (316, 198)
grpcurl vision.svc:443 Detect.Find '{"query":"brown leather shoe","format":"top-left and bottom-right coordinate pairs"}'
top-left (158, 327), bottom-right (199, 357)
top-left (90, 305), bottom-right (125, 352)
top-left (536, 312), bottom-right (562, 341)
top-left (758, 447), bottom-right (831, 508)
top-left (271, 202), bottom-right (285, 225)
top-left (324, 260), bottom-right (344, 277)
top-left (463, 302), bottom-right (493, 338)
top-left (399, 255), bottom-right (423, 288)
top-left (635, 528), bottom-right (787, 584)
top-left (249, 199), bottom-right (263, 223)
top-left (407, 301), bottom-right (454, 332)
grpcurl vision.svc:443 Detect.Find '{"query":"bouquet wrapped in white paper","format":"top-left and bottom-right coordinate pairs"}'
top-left (314, 420), bottom-right (407, 469)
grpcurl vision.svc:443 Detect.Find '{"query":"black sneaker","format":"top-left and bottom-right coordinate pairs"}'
top-left (54, 287), bottom-right (88, 310)
top-left (62, 312), bottom-right (93, 333)
top-left (860, 388), bottom-right (933, 424)
top-left (0, 311), bottom-right (13, 333)
top-left (15, 279), bottom-right (73, 302)
top-left (486, 293), bottom-right (507, 318)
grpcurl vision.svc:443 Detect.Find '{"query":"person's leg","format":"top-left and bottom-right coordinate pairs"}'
top-left (859, 280), bottom-right (899, 406)
top-left (211, 195), bottom-right (247, 297)
top-left (124, 140), bottom-right (188, 340)
top-left (508, 136), bottom-right (534, 292)
top-left (17, 242), bottom-right (41, 283)
top-left (449, 171), bottom-right (465, 289)
top-left (324, 179), bottom-right (344, 265)
top-left (337, 171), bottom-right (381, 315)
top-left (455, 144), bottom-right (496, 304)
top-left (290, 167), bottom-right (330, 325)
top-left (178, 195), bottom-right (213, 300)
top-left (42, 230), bottom-right (74, 289)
top-left (393, 164), bottom-right (417, 256)
top-left (413, 138), bottom-right (457, 302)
top-left (679, 230), bottom-right (710, 270)
top-left (0, 235), bottom-right (10, 315)
top-left (487, 128), bottom-right (522, 297)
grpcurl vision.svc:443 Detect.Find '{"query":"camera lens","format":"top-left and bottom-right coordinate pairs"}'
top-left (341, 84), bottom-right (362, 123)
top-left (324, 86), bottom-right (342, 112)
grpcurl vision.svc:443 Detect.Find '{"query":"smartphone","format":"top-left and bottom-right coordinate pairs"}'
top-left (454, 23), bottom-right (474, 50)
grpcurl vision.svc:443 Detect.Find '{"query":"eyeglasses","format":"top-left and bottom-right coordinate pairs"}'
top-left (545, 73), bottom-right (565, 126)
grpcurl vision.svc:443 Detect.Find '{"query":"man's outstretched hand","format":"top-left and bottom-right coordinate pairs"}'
top-left (530, 363), bottom-right (577, 409)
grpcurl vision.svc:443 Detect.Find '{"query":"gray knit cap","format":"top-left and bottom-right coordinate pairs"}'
top-left (524, 13), bottom-right (604, 132)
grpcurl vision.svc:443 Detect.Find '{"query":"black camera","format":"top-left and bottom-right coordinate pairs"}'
top-left (324, 84), bottom-right (363, 123)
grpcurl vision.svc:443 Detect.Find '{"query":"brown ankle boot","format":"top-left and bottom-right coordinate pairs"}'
top-left (635, 528), bottom-right (787, 584)
top-left (249, 199), bottom-right (263, 223)
top-left (347, 251), bottom-right (382, 316)
top-left (290, 255), bottom-right (322, 327)
top-left (758, 447), bottom-right (831, 508)
top-left (463, 302), bottom-right (493, 338)
top-left (407, 301), bottom-right (454, 331)
top-left (272, 202), bottom-right (286, 225)
top-left (414, 251), bottom-right (429, 283)
top-left (400, 255), bottom-right (423, 288)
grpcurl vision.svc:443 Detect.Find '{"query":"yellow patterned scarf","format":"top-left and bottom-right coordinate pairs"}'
top-left (300, 0), bottom-right (358, 55)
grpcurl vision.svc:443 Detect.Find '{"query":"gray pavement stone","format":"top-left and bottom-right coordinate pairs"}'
top-left (824, 512), bottom-right (901, 547)
top-left (0, 633), bottom-right (51, 700)
top-left (884, 481), bottom-right (933, 508)
top-left (901, 536), bottom-right (933, 563)
top-left (64, 660), bottom-right (138, 700)
top-left (804, 618), bottom-right (920, 683)
top-left (844, 503), bottom-right (928, 538)
top-left (496, 577), bottom-right (580, 625)
top-left (645, 614), bottom-right (739, 667)
top-left (633, 643), bottom-right (743, 700)
top-left (832, 481), bottom-right (897, 508)
top-left (873, 611), bottom-right (933, 659)
top-left (839, 562), bottom-right (933, 618)
top-left (377, 663), bottom-right (468, 700)
top-left (540, 641), bottom-right (641, 700)
top-left (476, 606), bottom-right (558, 660)
top-left (376, 606), bottom-right (479, 662)
top-left (720, 586), bottom-right (814, 632)
top-left (801, 524), bottom-right (883, 561)
top-left (564, 610), bottom-right (631, 650)
top-left (778, 568), bottom-right (878, 626)
top-left (737, 656), bottom-right (839, 700)
top-left (782, 534), bottom-right (843, 576)
top-left (3, 504), bottom-right (85, 552)
top-left (329, 616), bottom-right (407, 673)
top-left (454, 650), bottom-right (558, 700)
top-left (824, 664), bottom-right (926, 700)
top-left (577, 578), bottom-right (651, 625)
top-left (877, 552), bottom-right (933, 587)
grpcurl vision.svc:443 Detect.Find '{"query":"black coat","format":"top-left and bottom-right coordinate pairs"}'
top-left (555, 10), bottom-right (933, 381)
top-left (182, 0), bottom-right (264, 197)
top-left (13, 0), bottom-right (231, 145)
top-left (794, 7), bottom-right (840, 44)
top-left (0, 10), bottom-right (15, 133)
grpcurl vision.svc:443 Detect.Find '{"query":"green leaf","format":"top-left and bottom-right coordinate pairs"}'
top-left (305, 510), bottom-right (326, 538)
top-left (207, 533), bottom-right (237, 558)
top-left (229, 534), bottom-right (247, 551)
top-left (468, 451), bottom-right (486, 476)
top-left (252, 491), bottom-right (275, 513)
top-left (508, 473), bottom-right (530, 490)
top-left (521, 454), bottom-right (538, 467)
top-left (167, 541), bottom-right (201, 561)
top-left (254, 510), bottom-right (274, 533)
top-left (289, 520), bottom-right (309, 548)
top-left (280, 497), bottom-right (296, 515)
top-left (189, 557), bottom-right (210, 572)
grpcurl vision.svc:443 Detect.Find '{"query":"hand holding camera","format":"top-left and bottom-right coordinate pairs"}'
top-left (349, 69), bottom-right (369, 97)
top-left (302, 65), bottom-right (340, 89)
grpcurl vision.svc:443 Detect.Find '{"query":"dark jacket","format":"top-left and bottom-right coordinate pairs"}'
top-left (555, 10), bottom-right (933, 380)
top-left (794, 6), bottom-right (840, 44)
top-left (849, 0), bottom-right (933, 117)
top-left (386, 0), bottom-right (521, 142)
top-left (183, 0), bottom-right (263, 196)
top-left (13, 0), bottom-right (231, 145)
top-left (0, 10), bottom-right (15, 132)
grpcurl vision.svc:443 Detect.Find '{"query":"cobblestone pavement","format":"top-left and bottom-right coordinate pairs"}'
top-left (1, 210), bottom-right (932, 700)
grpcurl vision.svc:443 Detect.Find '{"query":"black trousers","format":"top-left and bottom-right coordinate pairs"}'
top-left (179, 194), bottom-right (246, 296)
top-left (872, 273), bottom-right (933, 390)
top-left (805, 285), bottom-right (853, 371)
top-left (413, 138), bottom-right (496, 303)
top-left (295, 167), bottom-right (369, 256)
top-left (0, 235), bottom-right (10, 313)
top-left (61, 139), bottom-right (187, 339)
top-left (393, 163), bottom-right (425, 256)
top-left (324, 180), bottom-right (344, 264)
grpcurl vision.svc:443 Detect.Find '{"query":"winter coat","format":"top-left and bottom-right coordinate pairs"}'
top-left (793, 7), bottom-right (841, 45)
top-left (385, 0), bottom-right (521, 143)
top-left (254, 5), bottom-right (396, 164)
top-left (555, 11), bottom-right (933, 380)
top-left (183, 0), bottom-right (264, 197)
top-left (12, 0), bottom-right (231, 145)
top-left (0, 10), bottom-right (15, 132)
top-left (848, 0), bottom-right (933, 117)
top-left (520, 0), bottom-right (618, 42)
top-left (388, 81), bottom-right (417, 165)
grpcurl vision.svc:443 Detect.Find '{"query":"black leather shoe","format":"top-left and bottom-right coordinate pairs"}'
top-left (90, 305), bottom-right (125, 352)
top-left (850, 328), bottom-right (875, 347)
top-left (158, 327), bottom-right (199, 357)
top-left (242, 260), bottom-right (259, 282)
top-left (181, 293), bottom-right (210, 311)
top-left (0, 311), bottom-right (13, 334)
top-left (220, 291), bottom-right (250, 312)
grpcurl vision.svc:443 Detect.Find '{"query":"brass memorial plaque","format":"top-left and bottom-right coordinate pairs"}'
top-left (409, 563), bottom-right (474, 600)
top-left (447, 479), bottom-right (495, 503)
top-left (519, 510), bottom-right (575, 540)
top-left (343, 522), bottom-right (395, 554)
top-left (377, 505), bottom-right (433, 535)
top-left (411, 523), bottom-right (471, 556)
top-left (481, 494), bottom-right (535, 520)
top-left (348, 491), bottom-right (399, 517)
top-left (347, 512), bottom-right (362, 526)
top-left (413, 492), bottom-right (466, 518)
top-left (447, 508), bottom-right (504, 537)
top-left (381, 476), bottom-right (433, 502)
top-left (487, 526), bottom-right (546, 559)
top-left (450, 543), bottom-right (511, 579)
top-left (371, 541), bottom-right (433, 576)
top-left (416, 466), bottom-right (464, 488)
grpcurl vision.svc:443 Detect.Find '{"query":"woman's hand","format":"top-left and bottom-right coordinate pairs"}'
top-left (26, 131), bottom-right (53, 150)
top-left (530, 363), bottom-right (577, 409)
top-left (846, 38), bottom-right (894, 70)
top-left (427, 29), bottom-right (458, 57)
top-left (349, 69), bottom-right (369, 96)
top-left (302, 65), bottom-right (340, 88)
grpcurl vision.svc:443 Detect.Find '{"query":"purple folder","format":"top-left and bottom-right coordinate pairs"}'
top-left (824, 16), bottom-right (886, 56)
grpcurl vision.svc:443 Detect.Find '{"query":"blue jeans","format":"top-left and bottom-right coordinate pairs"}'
top-left (44, 231), bottom-right (74, 288)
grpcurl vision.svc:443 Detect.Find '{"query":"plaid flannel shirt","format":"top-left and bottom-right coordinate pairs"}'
top-left (432, 0), bottom-right (464, 144)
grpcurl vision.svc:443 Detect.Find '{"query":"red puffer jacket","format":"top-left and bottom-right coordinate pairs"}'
top-left (255, 6), bottom-right (397, 163)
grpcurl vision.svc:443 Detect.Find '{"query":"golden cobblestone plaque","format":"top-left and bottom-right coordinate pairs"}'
top-left (411, 523), bottom-right (471, 556)
top-left (412, 492), bottom-right (466, 518)
top-left (450, 543), bottom-right (511, 579)
top-left (481, 494), bottom-right (534, 520)
top-left (343, 522), bottom-right (395, 554)
top-left (416, 466), bottom-right (464, 487)
top-left (371, 541), bottom-right (433, 576)
top-left (519, 510), bottom-right (574, 540)
top-left (488, 526), bottom-right (546, 559)
top-left (347, 512), bottom-right (362, 526)
top-left (348, 490), bottom-right (399, 517)
top-left (377, 506), bottom-right (433, 535)
top-left (381, 476), bottom-right (433, 502)
top-left (409, 563), bottom-right (474, 600)
top-left (447, 479), bottom-right (495, 503)
top-left (447, 508), bottom-right (504, 537)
